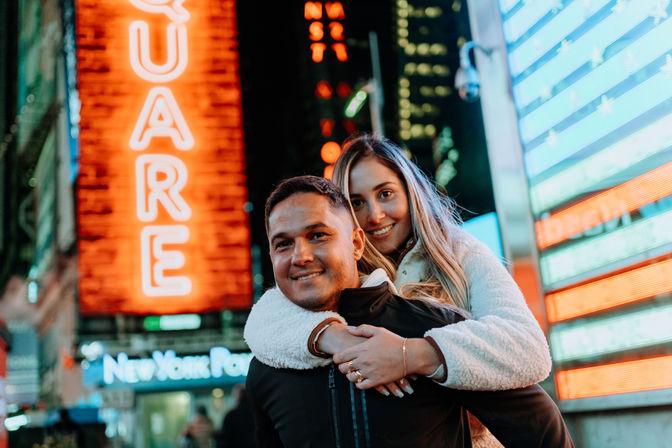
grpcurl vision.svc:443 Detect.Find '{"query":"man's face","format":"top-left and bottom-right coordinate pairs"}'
top-left (268, 192), bottom-right (365, 311)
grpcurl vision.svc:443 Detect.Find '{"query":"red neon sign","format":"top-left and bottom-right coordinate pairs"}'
top-left (536, 161), bottom-right (672, 249)
top-left (555, 355), bottom-right (672, 400)
top-left (76, 0), bottom-right (252, 315)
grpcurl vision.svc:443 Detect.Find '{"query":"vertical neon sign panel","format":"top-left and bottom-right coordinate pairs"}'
top-left (76, 0), bottom-right (251, 314)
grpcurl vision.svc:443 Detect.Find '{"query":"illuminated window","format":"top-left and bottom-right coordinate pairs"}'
top-left (315, 80), bottom-right (333, 99)
top-left (336, 82), bottom-right (351, 98)
top-left (417, 64), bottom-right (431, 75)
top-left (309, 22), bottom-right (324, 41)
top-left (310, 42), bottom-right (327, 62)
top-left (329, 22), bottom-right (345, 41)
top-left (325, 2), bottom-right (345, 20)
top-left (331, 43), bottom-right (348, 62)
top-left (304, 2), bottom-right (323, 20)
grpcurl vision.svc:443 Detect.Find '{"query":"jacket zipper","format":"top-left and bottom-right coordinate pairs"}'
top-left (329, 365), bottom-right (342, 448)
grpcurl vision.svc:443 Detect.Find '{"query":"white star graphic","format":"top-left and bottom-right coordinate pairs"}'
top-left (624, 50), bottom-right (637, 73)
top-left (558, 39), bottom-right (572, 56)
top-left (597, 95), bottom-right (614, 116)
top-left (612, 0), bottom-right (627, 13)
top-left (551, 1), bottom-right (564, 13)
top-left (591, 47), bottom-right (604, 67)
top-left (568, 90), bottom-right (579, 107)
top-left (540, 85), bottom-right (552, 101)
top-left (650, 0), bottom-right (670, 26)
top-left (661, 54), bottom-right (672, 78)
top-left (545, 129), bottom-right (558, 147)
top-left (533, 37), bottom-right (542, 48)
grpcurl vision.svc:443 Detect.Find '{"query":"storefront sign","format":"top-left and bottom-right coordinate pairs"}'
top-left (76, 0), bottom-right (251, 314)
top-left (103, 348), bottom-right (252, 385)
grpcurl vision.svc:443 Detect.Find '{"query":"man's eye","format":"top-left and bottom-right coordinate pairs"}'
top-left (274, 241), bottom-right (291, 250)
top-left (312, 232), bottom-right (328, 240)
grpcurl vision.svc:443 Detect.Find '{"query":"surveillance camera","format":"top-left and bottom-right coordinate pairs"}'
top-left (455, 41), bottom-right (492, 103)
top-left (454, 65), bottom-right (480, 102)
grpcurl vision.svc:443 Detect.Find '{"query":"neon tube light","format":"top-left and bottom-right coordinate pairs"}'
top-left (525, 69), bottom-right (672, 178)
top-left (555, 355), bottom-right (672, 400)
top-left (549, 303), bottom-right (672, 363)
top-left (512, 0), bottom-right (659, 107)
top-left (498, 0), bottom-right (519, 17)
top-left (529, 113), bottom-right (672, 214)
top-left (539, 209), bottom-right (672, 286)
top-left (507, 0), bottom-right (611, 77)
top-left (546, 258), bottom-right (672, 323)
top-left (501, 0), bottom-right (563, 45)
top-left (536, 162), bottom-right (672, 249)
top-left (519, 17), bottom-right (672, 141)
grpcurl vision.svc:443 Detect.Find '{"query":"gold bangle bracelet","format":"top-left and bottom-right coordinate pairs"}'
top-left (402, 338), bottom-right (408, 378)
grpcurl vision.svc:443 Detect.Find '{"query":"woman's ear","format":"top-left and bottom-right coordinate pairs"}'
top-left (352, 228), bottom-right (365, 261)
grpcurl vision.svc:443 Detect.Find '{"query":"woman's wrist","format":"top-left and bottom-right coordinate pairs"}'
top-left (406, 337), bottom-right (442, 376)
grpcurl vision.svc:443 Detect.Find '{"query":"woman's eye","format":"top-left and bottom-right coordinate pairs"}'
top-left (351, 199), bottom-right (364, 208)
top-left (380, 190), bottom-right (393, 199)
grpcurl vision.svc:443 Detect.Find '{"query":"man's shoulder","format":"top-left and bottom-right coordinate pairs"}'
top-left (385, 294), bottom-right (468, 328)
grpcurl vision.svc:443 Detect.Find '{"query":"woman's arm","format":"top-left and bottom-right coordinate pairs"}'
top-left (243, 287), bottom-right (347, 369)
top-left (424, 232), bottom-right (552, 390)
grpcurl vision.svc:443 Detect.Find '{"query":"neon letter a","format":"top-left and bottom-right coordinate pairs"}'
top-left (130, 86), bottom-right (194, 151)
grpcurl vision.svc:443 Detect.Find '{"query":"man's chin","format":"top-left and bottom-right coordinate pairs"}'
top-left (280, 288), bottom-right (337, 312)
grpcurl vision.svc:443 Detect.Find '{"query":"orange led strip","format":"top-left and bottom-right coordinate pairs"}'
top-left (536, 161), bottom-right (672, 249)
top-left (546, 258), bottom-right (672, 323)
top-left (556, 355), bottom-right (672, 400)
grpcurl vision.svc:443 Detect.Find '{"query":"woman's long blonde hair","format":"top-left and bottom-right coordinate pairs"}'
top-left (332, 134), bottom-right (470, 310)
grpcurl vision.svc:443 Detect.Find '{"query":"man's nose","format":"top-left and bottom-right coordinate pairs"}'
top-left (291, 240), bottom-right (313, 264)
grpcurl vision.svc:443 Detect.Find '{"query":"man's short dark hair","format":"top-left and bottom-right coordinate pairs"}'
top-left (265, 175), bottom-right (351, 232)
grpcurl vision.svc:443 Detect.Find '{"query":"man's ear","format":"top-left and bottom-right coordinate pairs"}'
top-left (352, 228), bottom-right (365, 261)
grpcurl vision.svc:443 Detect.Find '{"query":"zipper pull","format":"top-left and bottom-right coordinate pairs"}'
top-left (329, 364), bottom-right (336, 389)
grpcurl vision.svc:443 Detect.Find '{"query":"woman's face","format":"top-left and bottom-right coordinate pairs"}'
top-left (348, 156), bottom-right (413, 255)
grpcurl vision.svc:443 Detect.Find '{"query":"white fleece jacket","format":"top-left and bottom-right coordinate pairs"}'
top-left (243, 228), bottom-right (552, 390)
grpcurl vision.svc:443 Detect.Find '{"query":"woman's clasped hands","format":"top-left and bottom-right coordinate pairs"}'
top-left (332, 324), bottom-right (442, 398)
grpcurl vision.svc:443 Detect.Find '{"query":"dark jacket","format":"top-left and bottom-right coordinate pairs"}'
top-left (246, 283), bottom-right (572, 448)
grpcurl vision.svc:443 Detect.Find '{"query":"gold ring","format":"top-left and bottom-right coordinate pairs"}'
top-left (347, 361), bottom-right (355, 373)
top-left (354, 370), bottom-right (365, 383)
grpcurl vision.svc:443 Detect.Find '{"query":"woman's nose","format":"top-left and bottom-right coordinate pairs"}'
top-left (368, 203), bottom-right (385, 224)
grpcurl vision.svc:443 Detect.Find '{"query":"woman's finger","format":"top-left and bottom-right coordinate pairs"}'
top-left (345, 324), bottom-right (378, 338)
top-left (333, 345), bottom-right (363, 364)
top-left (374, 385), bottom-right (391, 397)
top-left (396, 377), bottom-right (414, 395)
top-left (338, 360), bottom-right (357, 375)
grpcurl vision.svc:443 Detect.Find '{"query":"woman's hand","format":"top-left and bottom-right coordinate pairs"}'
top-left (316, 323), bottom-right (409, 397)
top-left (333, 325), bottom-right (442, 392)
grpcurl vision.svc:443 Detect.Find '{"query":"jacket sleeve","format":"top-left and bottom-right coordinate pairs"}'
top-left (243, 287), bottom-right (347, 369)
top-left (424, 232), bottom-right (552, 390)
top-left (246, 361), bottom-right (284, 448)
top-left (452, 385), bottom-right (574, 447)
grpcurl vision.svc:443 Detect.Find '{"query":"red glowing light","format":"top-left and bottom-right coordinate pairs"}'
top-left (315, 81), bottom-right (333, 99)
top-left (311, 42), bottom-right (327, 62)
top-left (321, 141), bottom-right (342, 164)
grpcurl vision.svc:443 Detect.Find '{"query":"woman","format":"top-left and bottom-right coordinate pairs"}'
top-left (244, 134), bottom-right (551, 445)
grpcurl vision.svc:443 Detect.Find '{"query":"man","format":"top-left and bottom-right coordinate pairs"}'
top-left (246, 175), bottom-right (572, 447)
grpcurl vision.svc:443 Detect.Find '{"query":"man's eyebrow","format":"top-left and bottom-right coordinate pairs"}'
top-left (269, 222), bottom-right (330, 243)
